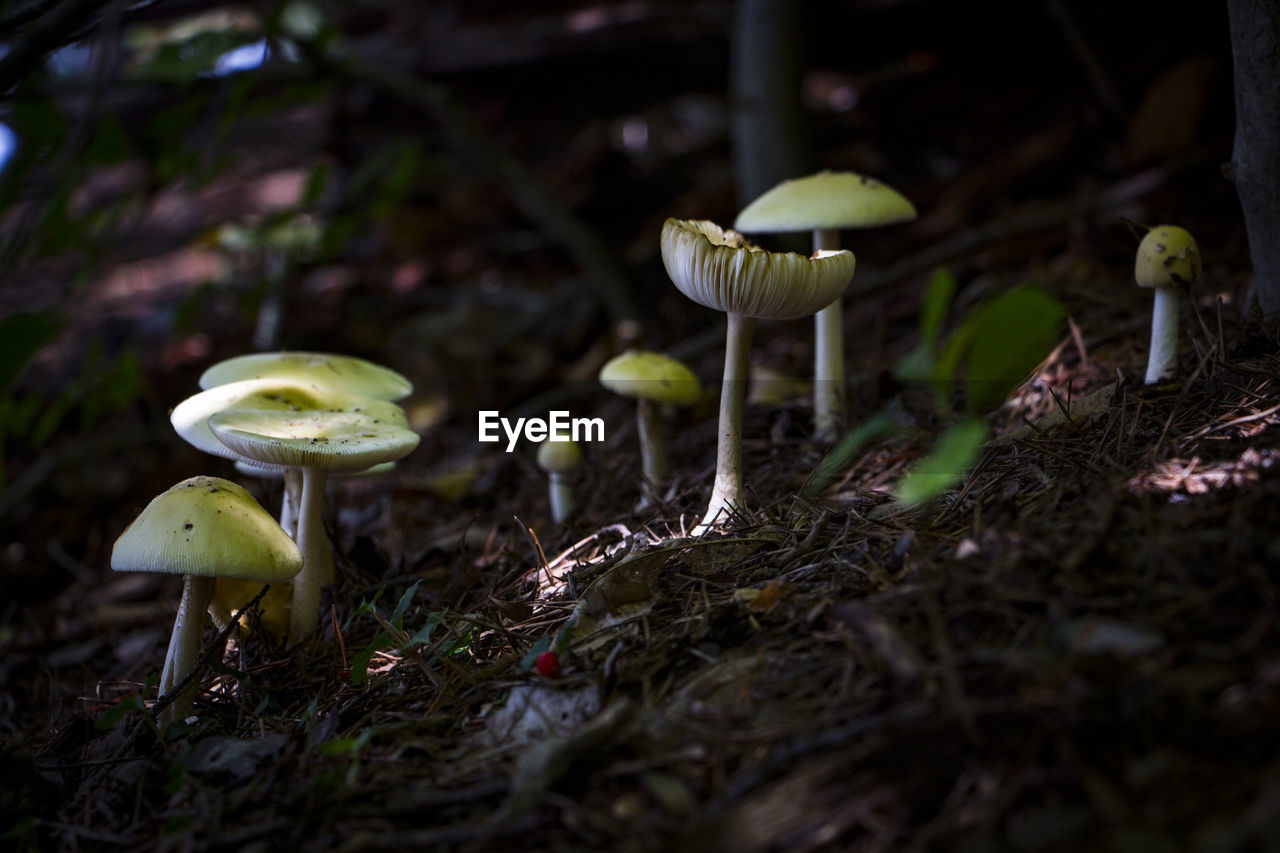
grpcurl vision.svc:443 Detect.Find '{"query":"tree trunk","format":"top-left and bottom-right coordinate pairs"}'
top-left (1228, 0), bottom-right (1280, 317)
top-left (730, 0), bottom-right (813, 208)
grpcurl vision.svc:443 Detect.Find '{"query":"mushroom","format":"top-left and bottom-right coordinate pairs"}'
top-left (536, 438), bottom-right (582, 524)
top-left (1135, 224), bottom-right (1201, 385)
top-left (199, 351), bottom-right (413, 401)
top-left (598, 350), bottom-right (702, 495)
top-left (207, 408), bottom-right (420, 644)
top-left (660, 218), bottom-right (855, 533)
top-left (111, 476), bottom-right (302, 726)
top-left (172, 378), bottom-right (408, 544)
top-left (735, 171), bottom-right (917, 440)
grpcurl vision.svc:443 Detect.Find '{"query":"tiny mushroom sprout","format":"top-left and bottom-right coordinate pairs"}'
top-left (537, 438), bottom-right (582, 523)
top-left (111, 476), bottom-right (302, 726)
top-left (734, 171), bottom-right (917, 441)
top-left (208, 408), bottom-right (420, 645)
top-left (660, 218), bottom-right (855, 534)
top-left (1135, 225), bottom-right (1201, 385)
top-left (598, 350), bottom-right (702, 494)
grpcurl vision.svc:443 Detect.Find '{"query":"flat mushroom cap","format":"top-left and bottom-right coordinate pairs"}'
top-left (209, 408), bottom-right (420, 472)
top-left (661, 219), bottom-right (855, 321)
top-left (734, 171), bottom-right (917, 233)
top-left (111, 476), bottom-right (302, 580)
top-left (1135, 225), bottom-right (1201, 289)
top-left (599, 350), bottom-right (702, 405)
top-left (199, 352), bottom-right (413, 401)
top-left (537, 439), bottom-right (581, 474)
top-left (172, 379), bottom-right (409, 466)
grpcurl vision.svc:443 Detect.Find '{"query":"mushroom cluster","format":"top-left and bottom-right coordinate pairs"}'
top-left (166, 352), bottom-right (420, 645)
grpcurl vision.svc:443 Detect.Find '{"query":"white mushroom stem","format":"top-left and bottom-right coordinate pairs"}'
top-left (636, 398), bottom-right (669, 488)
top-left (1145, 286), bottom-right (1179, 384)
top-left (548, 473), bottom-right (574, 523)
top-left (290, 466), bottom-right (335, 644)
top-left (812, 228), bottom-right (846, 441)
top-left (157, 575), bottom-right (216, 726)
top-left (279, 467), bottom-right (303, 539)
top-left (696, 311), bottom-right (756, 534)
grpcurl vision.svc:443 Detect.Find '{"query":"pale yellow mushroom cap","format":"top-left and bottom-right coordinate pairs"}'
top-left (734, 171), bottom-right (917, 233)
top-left (536, 439), bottom-right (582, 474)
top-left (172, 378), bottom-right (409, 464)
top-left (599, 350), bottom-right (702, 405)
top-left (660, 219), bottom-right (855, 321)
top-left (1135, 225), bottom-right (1202, 289)
top-left (199, 352), bottom-right (412, 401)
top-left (209, 408), bottom-right (420, 472)
top-left (111, 476), bottom-right (302, 581)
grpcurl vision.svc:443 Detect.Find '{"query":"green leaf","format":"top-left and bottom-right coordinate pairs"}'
top-left (403, 611), bottom-right (442, 650)
top-left (518, 633), bottom-right (552, 673)
top-left (1, 817), bottom-right (35, 840)
top-left (348, 631), bottom-right (388, 686)
top-left (389, 581), bottom-right (420, 631)
top-left (95, 694), bottom-right (145, 730)
top-left (0, 313), bottom-right (61, 392)
top-left (921, 267), bottom-right (957, 346)
top-left (801, 412), bottom-right (901, 498)
top-left (963, 285), bottom-right (1064, 412)
top-left (895, 417), bottom-right (989, 506)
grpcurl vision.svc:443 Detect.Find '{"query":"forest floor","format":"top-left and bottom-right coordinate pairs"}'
top-left (2, 3), bottom-right (1278, 851)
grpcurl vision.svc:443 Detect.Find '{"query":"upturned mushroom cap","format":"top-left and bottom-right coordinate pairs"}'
top-left (199, 352), bottom-right (413, 401)
top-left (172, 379), bottom-right (409, 465)
top-left (536, 439), bottom-right (582, 474)
top-left (734, 171), bottom-right (917, 233)
top-left (208, 409), bottom-right (420, 472)
top-left (111, 476), bottom-right (302, 581)
top-left (599, 350), bottom-right (702, 405)
top-left (1135, 225), bottom-right (1201, 289)
top-left (660, 219), bottom-right (855, 320)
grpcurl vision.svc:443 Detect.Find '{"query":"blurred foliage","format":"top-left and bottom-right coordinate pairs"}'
top-left (806, 269), bottom-right (1065, 506)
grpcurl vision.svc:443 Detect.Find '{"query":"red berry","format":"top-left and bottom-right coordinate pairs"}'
top-left (535, 651), bottom-right (560, 678)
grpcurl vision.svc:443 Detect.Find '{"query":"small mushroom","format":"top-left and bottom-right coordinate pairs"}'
top-left (735, 171), bottom-right (916, 441)
top-left (660, 218), bottom-right (855, 533)
top-left (598, 350), bottom-right (701, 495)
top-left (537, 439), bottom-right (582, 524)
top-left (111, 476), bottom-right (301, 726)
top-left (1135, 225), bottom-right (1201, 384)
top-left (208, 408), bottom-right (420, 645)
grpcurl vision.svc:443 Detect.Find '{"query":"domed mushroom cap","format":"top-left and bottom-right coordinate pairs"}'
top-left (209, 408), bottom-right (420, 472)
top-left (536, 439), bottom-right (581, 474)
top-left (199, 352), bottom-right (413, 401)
top-left (111, 476), bottom-right (302, 580)
top-left (1135, 225), bottom-right (1201, 289)
top-left (172, 379), bottom-right (409, 465)
top-left (660, 219), bottom-right (855, 321)
top-left (599, 350), bottom-right (702, 405)
top-left (734, 171), bottom-right (917, 233)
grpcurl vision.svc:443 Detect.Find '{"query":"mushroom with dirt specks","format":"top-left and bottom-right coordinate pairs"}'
top-left (1135, 224), bottom-right (1201, 385)
top-left (111, 476), bottom-right (301, 726)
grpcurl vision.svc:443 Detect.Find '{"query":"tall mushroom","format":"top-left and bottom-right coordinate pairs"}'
top-left (1135, 225), bottom-right (1201, 385)
top-left (735, 171), bottom-right (916, 440)
top-left (111, 476), bottom-right (301, 726)
top-left (598, 350), bottom-right (702, 495)
top-left (660, 218), bottom-right (855, 533)
top-left (207, 408), bottom-right (420, 644)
